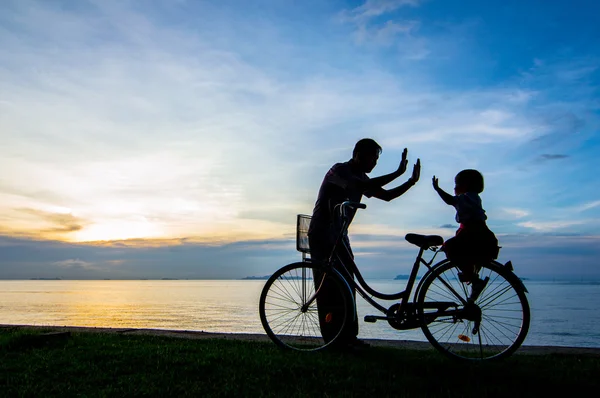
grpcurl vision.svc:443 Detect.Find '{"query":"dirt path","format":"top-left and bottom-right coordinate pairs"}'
top-left (2, 324), bottom-right (599, 357)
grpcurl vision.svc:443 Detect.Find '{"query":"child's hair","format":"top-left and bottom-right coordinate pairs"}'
top-left (455, 169), bottom-right (484, 193)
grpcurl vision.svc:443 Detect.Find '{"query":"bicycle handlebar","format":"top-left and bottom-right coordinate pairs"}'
top-left (342, 201), bottom-right (367, 210)
top-left (339, 201), bottom-right (367, 219)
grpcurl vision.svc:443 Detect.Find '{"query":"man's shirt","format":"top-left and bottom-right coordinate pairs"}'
top-left (308, 161), bottom-right (373, 238)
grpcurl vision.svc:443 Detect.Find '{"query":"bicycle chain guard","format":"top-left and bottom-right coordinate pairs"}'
top-left (386, 303), bottom-right (422, 330)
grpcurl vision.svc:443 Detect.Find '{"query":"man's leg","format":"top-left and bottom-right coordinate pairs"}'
top-left (309, 235), bottom-right (342, 343)
top-left (335, 238), bottom-right (359, 344)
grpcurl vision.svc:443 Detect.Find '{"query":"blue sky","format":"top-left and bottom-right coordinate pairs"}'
top-left (0, 0), bottom-right (599, 279)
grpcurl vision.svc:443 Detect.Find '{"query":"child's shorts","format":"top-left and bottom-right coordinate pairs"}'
top-left (443, 224), bottom-right (499, 277)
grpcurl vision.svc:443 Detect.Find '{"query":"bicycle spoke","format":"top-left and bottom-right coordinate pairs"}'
top-left (268, 295), bottom-right (297, 312)
top-left (482, 314), bottom-right (522, 338)
top-left (418, 261), bottom-right (530, 361)
top-left (260, 263), bottom-right (349, 351)
top-left (478, 284), bottom-right (513, 308)
top-left (434, 271), bottom-right (467, 303)
top-left (426, 281), bottom-right (463, 303)
top-left (282, 272), bottom-right (303, 302)
top-left (273, 311), bottom-right (303, 335)
top-left (268, 284), bottom-right (297, 305)
top-left (480, 291), bottom-right (518, 310)
top-left (271, 280), bottom-right (299, 305)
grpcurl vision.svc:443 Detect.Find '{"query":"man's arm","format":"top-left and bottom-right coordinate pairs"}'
top-left (329, 165), bottom-right (401, 193)
top-left (370, 179), bottom-right (416, 202)
top-left (368, 148), bottom-right (409, 188)
top-left (368, 169), bottom-right (403, 189)
top-left (344, 148), bottom-right (409, 192)
top-left (370, 159), bottom-right (421, 202)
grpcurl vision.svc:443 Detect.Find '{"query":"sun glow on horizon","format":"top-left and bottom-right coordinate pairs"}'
top-left (70, 219), bottom-right (164, 242)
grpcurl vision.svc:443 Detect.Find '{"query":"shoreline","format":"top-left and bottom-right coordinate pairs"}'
top-left (2, 324), bottom-right (599, 356)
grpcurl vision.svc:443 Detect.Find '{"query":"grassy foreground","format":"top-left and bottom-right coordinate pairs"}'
top-left (1, 329), bottom-right (599, 397)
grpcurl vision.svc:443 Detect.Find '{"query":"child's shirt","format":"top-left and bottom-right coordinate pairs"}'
top-left (454, 192), bottom-right (487, 224)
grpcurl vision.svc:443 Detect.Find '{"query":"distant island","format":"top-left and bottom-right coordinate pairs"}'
top-left (394, 275), bottom-right (410, 280)
top-left (29, 277), bottom-right (62, 280)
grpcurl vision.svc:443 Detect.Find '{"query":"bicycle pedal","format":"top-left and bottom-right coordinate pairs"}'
top-left (364, 315), bottom-right (378, 323)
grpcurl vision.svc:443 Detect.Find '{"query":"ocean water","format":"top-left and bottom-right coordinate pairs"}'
top-left (0, 279), bottom-right (598, 348)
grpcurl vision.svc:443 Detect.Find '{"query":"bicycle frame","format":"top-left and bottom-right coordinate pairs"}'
top-left (305, 201), bottom-right (469, 319)
top-left (331, 234), bottom-right (452, 315)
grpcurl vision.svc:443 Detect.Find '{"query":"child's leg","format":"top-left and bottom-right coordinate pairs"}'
top-left (471, 228), bottom-right (499, 272)
top-left (443, 236), bottom-right (475, 282)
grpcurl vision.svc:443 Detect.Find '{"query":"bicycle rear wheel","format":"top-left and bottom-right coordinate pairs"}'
top-left (259, 262), bottom-right (351, 352)
top-left (417, 261), bottom-right (530, 361)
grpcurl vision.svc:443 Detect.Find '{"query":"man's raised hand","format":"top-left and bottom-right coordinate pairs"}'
top-left (397, 148), bottom-right (408, 175)
top-left (410, 159), bottom-right (421, 184)
top-left (432, 176), bottom-right (439, 190)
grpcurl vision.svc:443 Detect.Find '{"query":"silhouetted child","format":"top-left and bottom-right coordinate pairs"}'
top-left (432, 170), bottom-right (499, 288)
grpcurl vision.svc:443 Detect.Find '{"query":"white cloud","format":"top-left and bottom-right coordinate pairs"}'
top-left (355, 19), bottom-right (420, 45)
top-left (501, 208), bottom-right (530, 219)
top-left (340, 0), bottom-right (421, 22)
top-left (338, 0), bottom-right (424, 52)
top-left (517, 220), bottom-right (589, 231)
top-left (53, 259), bottom-right (94, 269)
top-left (574, 200), bottom-right (600, 212)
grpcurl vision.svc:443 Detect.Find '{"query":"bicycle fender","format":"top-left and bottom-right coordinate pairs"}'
top-left (515, 278), bottom-right (529, 294)
top-left (492, 260), bottom-right (529, 294)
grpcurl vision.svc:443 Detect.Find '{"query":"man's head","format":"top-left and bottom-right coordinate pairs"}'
top-left (352, 138), bottom-right (382, 173)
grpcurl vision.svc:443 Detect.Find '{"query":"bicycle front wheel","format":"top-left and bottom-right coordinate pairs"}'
top-left (259, 262), bottom-right (351, 352)
top-left (417, 261), bottom-right (530, 361)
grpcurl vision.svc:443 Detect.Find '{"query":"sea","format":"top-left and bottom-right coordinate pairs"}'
top-left (1, 279), bottom-right (599, 348)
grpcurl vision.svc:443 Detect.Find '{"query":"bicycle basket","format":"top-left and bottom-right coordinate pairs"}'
top-left (296, 214), bottom-right (311, 253)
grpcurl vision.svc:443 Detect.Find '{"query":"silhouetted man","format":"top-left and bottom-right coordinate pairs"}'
top-left (308, 138), bottom-right (421, 349)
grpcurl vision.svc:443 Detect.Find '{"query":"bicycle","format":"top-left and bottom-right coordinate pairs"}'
top-left (259, 201), bottom-right (530, 361)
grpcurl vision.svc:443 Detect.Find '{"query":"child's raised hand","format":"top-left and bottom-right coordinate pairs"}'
top-left (432, 176), bottom-right (439, 190)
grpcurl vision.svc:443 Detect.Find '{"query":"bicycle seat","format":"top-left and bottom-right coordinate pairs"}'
top-left (405, 234), bottom-right (444, 249)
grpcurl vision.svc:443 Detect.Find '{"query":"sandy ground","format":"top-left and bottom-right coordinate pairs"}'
top-left (2, 324), bottom-right (599, 357)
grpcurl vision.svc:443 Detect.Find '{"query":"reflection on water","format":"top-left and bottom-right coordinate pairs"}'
top-left (1, 279), bottom-right (599, 347)
top-left (0, 280), bottom-right (265, 333)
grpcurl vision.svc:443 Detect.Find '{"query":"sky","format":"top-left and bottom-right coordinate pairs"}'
top-left (1, 0), bottom-right (599, 280)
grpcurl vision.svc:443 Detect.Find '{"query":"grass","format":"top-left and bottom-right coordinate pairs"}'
top-left (1, 328), bottom-right (599, 397)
